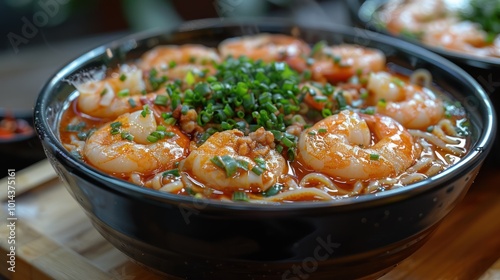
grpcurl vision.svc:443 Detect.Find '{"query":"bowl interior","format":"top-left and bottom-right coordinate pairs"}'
top-left (35, 18), bottom-right (495, 209)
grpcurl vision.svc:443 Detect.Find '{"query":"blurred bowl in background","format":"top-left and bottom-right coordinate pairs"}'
top-left (0, 108), bottom-right (46, 173)
top-left (348, 0), bottom-right (500, 165)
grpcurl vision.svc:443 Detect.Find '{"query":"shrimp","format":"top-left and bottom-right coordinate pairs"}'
top-left (179, 128), bottom-right (287, 192)
top-left (301, 82), bottom-right (360, 111)
top-left (139, 44), bottom-right (220, 84)
top-left (218, 34), bottom-right (310, 63)
top-left (83, 109), bottom-right (189, 176)
top-left (381, 0), bottom-right (448, 34)
top-left (76, 65), bottom-right (146, 119)
top-left (423, 19), bottom-right (492, 56)
top-left (308, 44), bottom-right (386, 83)
top-left (297, 110), bottom-right (417, 180)
top-left (367, 71), bottom-right (444, 129)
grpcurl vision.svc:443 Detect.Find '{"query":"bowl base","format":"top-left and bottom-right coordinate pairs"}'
top-left (89, 215), bottom-right (438, 280)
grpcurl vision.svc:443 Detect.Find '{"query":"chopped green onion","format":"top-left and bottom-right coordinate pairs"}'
top-left (117, 89), bottom-right (130, 97)
top-left (321, 108), bottom-right (332, 118)
top-left (335, 91), bottom-right (347, 110)
top-left (281, 136), bottom-right (295, 148)
top-left (313, 95), bottom-right (328, 102)
top-left (169, 60), bottom-right (177, 69)
top-left (254, 157), bottom-right (267, 170)
top-left (370, 153), bottom-right (380, 160)
top-left (391, 78), bottom-right (405, 87)
top-left (185, 71), bottom-right (195, 86)
top-left (165, 131), bottom-right (176, 138)
top-left (100, 88), bottom-right (108, 96)
top-left (110, 122), bottom-right (122, 129)
top-left (302, 69), bottom-right (312, 80)
top-left (232, 191), bottom-right (249, 202)
top-left (66, 122), bottom-right (86, 132)
top-left (141, 105), bottom-right (151, 117)
top-left (377, 99), bottom-right (387, 108)
top-left (362, 107), bottom-right (375, 115)
top-left (311, 40), bottom-right (327, 56)
top-left (121, 131), bottom-right (134, 141)
top-left (77, 131), bottom-right (87, 141)
top-left (251, 166), bottom-right (264, 176)
top-left (262, 184), bottom-right (283, 197)
top-left (154, 95), bottom-right (169, 106)
top-left (333, 55), bottom-right (342, 64)
top-left (232, 160), bottom-right (247, 172)
top-left (360, 89), bottom-right (369, 99)
top-left (128, 98), bottom-right (137, 108)
top-left (275, 144), bottom-right (284, 153)
top-left (156, 125), bottom-right (166, 132)
top-left (211, 155), bottom-right (238, 177)
top-left (163, 169), bottom-right (180, 177)
top-left (119, 73), bottom-right (127, 81)
top-left (318, 128), bottom-right (327, 134)
top-left (147, 135), bottom-right (158, 143)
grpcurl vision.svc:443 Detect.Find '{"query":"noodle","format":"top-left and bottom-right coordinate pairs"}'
top-left (409, 129), bottom-right (465, 156)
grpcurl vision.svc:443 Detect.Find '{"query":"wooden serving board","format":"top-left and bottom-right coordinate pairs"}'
top-left (1, 160), bottom-right (500, 280)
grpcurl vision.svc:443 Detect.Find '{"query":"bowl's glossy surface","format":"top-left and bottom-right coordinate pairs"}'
top-left (34, 19), bottom-right (495, 279)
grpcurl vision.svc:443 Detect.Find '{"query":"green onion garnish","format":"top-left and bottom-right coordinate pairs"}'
top-left (141, 105), bottom-right (151, 117)
top-left (211, 155), bottom-right (239, 178)
top-left (128, 98), bottom-right (137, 108)
top-left (311, 40), bottom-right (327, 56)
top-left (377, 99), bottom-right (387, 108)
top-left (232, 191), bottom-right (249, 202)
top-left (391, 78), bottom-right (405, 87)
top-left (117, 89), bottom-right (130, 97)
top-left (66, 122), bottom-right (86, 132)
top-left (251, 166), bottom-right (264, 176)
top-left (121, 131), bottom-right (134, 141)
top-left (163, 169), bottom-right (180, 177)
top-left (262, 184), bottom-right (283, 197)
top-left (119, 73), bottom-right (127, 81)
top-left (185, 71), bottom-right (195, 86)
top-left (254, 157), bottom-right (267, 170)
top-left (318, 128), bottom-right (327, 134)
top-left (154, 95), bottom-right (169, 106)
top-left (370, 153), bottom-right (380, 160)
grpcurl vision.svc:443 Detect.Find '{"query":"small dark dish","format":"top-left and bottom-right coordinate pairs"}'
top-left (0, 109), bottom-right (45, 172)
top-left (34, 19), bottom-right (495, 280)
top-left (348, 0), bottom-right (500, 163)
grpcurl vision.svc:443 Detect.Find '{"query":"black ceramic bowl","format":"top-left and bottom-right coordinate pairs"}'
top-left (348, 0), bottom-right (500, 163)
top-left (34, 19), bottom-right (495, 280)
top-left (0, 109), bottom-right (45, 172)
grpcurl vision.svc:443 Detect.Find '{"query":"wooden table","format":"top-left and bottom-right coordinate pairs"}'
top-left (1, 160), bottom-right (499, 280)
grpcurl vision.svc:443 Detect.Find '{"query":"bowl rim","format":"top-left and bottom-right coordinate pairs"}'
top-left (349, 0), bottom-right (500, 68)
top-left (34, 17), bottom-right (496, 211)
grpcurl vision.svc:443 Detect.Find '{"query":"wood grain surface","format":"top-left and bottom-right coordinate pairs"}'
top-left (1, 160), bottom-right (500, 280)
